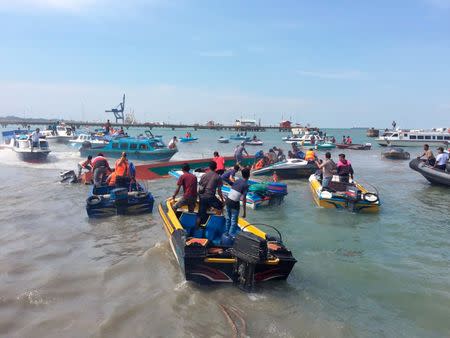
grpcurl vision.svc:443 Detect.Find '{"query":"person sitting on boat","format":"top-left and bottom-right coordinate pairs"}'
top-left (197, 161), bottom-right (224, 226)
top-left (168, 136), bottom-right (178, 149)
top-left (331, 136), bottom-right (336, 144)
top-left (172, 163), bottom-right (197, 213)
top-left (213, 151), bottom-right (225, 175)
top-left (29, 128), bottom-right (42, 151)
top-left (221, 164), bottom-right (240, 185)
top-left (316, 152), bottom-right (337, 188)
top-left (92, 153), bottom-right (112, 187)
top-left (276, 147), bottom-right (285, 161)
top-left (114, 152), bottom-right (130, 189)
top-left (417, 144), bottom-right (436, 166)
top-left (346, 136), bottom-right (353, 144)
top-left (225, 167), bottom-right (250, 237)
top-left (305, 148), bottom-right (316, 162)
top-left (234, 142), bottom-right (249, 164)
top-left (78, 155), bottom-right (93, 178)
top-left (266, 149), bottom-right (277, 164)
top-left (337, 153), bottom-right (354, 183)
top-left (342, 135), bottom-right (347, 144)
top-left (434, 147), bottom-right (449, 171)
top-left (253, 157), bottom-right (266, 171)
top-left (118, 127), bottom-right (125, 135)
top-left (288, 150), bottom-right (296, 159)
top-left (252, 134), bottom-right (257, 141)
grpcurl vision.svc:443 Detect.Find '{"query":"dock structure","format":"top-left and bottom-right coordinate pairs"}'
top-left (0, 119), bottom-right (293, 132)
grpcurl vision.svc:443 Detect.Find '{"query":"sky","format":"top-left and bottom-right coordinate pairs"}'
top-left (0, 0), bottom-right (449, 128)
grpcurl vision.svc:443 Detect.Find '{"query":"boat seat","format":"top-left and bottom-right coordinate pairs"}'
top-left (179, 212), bottom-right (199, 237)
top-left (204, 215), bottom-right (226, 245)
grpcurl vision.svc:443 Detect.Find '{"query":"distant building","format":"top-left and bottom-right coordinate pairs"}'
top-left (235, 119), bottom-right (257, 127)
top-left (206, 120), bottom-right (215, 126)
top-left (279, 120), bottom-right (292, 128)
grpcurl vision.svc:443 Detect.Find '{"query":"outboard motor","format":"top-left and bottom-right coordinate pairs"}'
top-left (345, 185), bottom-right (361, 212)
top-left (231, 232), bottom-right (268, 291)
top-left (60, 170), bottom-right (78, 183)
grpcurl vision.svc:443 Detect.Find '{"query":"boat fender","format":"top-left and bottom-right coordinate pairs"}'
top-left (363, 193), bottom-right (379, 203)
top-left (87, 195), bottom-right (102, 206)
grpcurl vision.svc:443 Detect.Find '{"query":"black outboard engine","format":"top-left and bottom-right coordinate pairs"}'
top-left (345, 185), bottom-right (361, 212)
top-left (60, 170), bottom-right (78, 183)
top-left (231, 232), bottom-right (268, 291)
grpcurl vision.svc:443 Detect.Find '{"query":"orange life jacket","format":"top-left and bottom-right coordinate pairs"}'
top-left (107, 172), bottom-right (117, 186)
top-left (115, 159), bottom-right (129, 177)
top-left (305, 150), bottom-right (315, 161)
top-left (254, 159), bottom-right (264, 170)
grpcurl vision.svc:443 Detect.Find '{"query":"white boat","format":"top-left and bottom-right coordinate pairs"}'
top-left (41, 124), bottom-right (75, 144)
top-left (284, 131), bottom-right (324, 145)
top-left (70, 133), bottom-right (108, 148)
top-left (12, 137), bottom-right (51, 162)
top-left (245, 140), bottom-right (264, 146)
top-left (377, 128), bottom-right (450, 147)
top-left (217, 137), bottom-right (230, 143)
top-left (252, 158), bottom-right (318, 179)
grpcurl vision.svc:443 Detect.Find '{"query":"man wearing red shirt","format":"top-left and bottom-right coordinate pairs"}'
top-left (213, 151), bottom-right (225, 175)
top-left (172, 163), bottom-right (198, 212)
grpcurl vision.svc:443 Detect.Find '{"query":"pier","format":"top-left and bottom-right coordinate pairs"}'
top-left (0, 118), bottom-right (293, 132)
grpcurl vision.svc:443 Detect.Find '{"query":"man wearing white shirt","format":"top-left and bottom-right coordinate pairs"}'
top-left (30, 128), bottom-right (42, 151)
top-left (434, 147), bottom-right (449, 171)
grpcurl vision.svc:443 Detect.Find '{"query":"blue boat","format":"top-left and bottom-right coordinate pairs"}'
top-left (86, 182), bottom-right (154, 218)
top-left (179, 137), bottom-right (198, 143)
top-left (1, 129), bottom-right (29, 148)
top-left (230, 134), bottom-right (250, 141)
top-left (79, 136), bottom-right (177, 161)
top-left (168, 169), bottom-right (287, 209)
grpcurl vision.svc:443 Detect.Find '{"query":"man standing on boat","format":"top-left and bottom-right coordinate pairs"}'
top-left (115, 152), bottom-right (130, 188)
top-left (104, 120), bottom-right (111, 135)
top-left (213, 151), bottom-right (225, 175)
top-left (29, 128), bottom-right (42, 151)
top-left (337, 154), bottom-right (354, 183)
top-left (92, 153), bottom-right (112, 187)
top-left (168, 136), bottom-right (178, 150)
top-left (225, 167), bottom-right (250, 237)
top-left (316, 152), bottom-right (337, 188)
top-left (197, 161), bottom-right (224, 226)
top-left (172, 163), bottom-right (197, 213)
top-left (234, 142), bottom-right (249, 164)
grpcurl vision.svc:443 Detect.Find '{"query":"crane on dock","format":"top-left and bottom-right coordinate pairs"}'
top-left (105, 94), bottom-right (125, 124)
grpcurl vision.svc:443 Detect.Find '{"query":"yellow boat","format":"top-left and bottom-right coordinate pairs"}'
top-left (158, 199), bottom-right (297, 290)
top-left (309, 174), bottom-right (380, 213)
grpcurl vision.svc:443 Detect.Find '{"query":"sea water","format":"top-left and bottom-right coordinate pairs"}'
top-left (0, 126), bottom-right (449, 338)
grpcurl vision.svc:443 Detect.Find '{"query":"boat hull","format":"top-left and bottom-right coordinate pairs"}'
top-left (377, 139), bottom-right (448, 147)
top-left (409, 159), bottom-right (450, 187)
top-left (86, 185), bottom-right (154, 218)
top-left (179, 137), bottom-right (198, 143)
top-left (309, 175), bottom-right (380, 213)
top-left (158, 201), bottom-right (297, 285)
top-left (252, 160), bottom-right (317, 179)
top-left (80, 148), bottom-right (177, 162)
top-left (336, 143), bottom-right (371, 150)
top-left (14, 150), bottom-right (50, 162)
top-left (46, 136), bottom-right (75, 144)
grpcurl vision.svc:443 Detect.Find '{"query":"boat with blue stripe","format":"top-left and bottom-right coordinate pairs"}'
top-left (169, 169), bottom-right (287, 209)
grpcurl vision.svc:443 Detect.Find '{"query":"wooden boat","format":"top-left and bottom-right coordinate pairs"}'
top-left (409, 159), bottom-right (450, 187)
top-left (86, 182), bottom-right (154, 218)
top-left (158, 199), bottom-right (297, 289)
top-left (134, 156), bottom-right (255, 180)
top-left (336, 143), bottom-right (372, 150)
top-left (80, 136), bottom-right (177, 162)
top-left (168, 169), bottom-right (287, 209)
top-left (309, 174), bottom-right (380, 212)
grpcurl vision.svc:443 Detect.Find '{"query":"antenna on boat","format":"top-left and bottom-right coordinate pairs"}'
top-left (106, 94), bottom-right (126, 124)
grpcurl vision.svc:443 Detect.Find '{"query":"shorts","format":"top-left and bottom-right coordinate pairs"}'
top-left (198, 196), bottom-right (223, 225)
top-left (173, 196), bottom-right (196, 213)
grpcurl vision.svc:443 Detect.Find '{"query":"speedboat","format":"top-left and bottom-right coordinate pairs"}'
top-left (314, 142), bottom-right (336, 150)
top-left (12, 136), bottom-right (51, 162)
top-left (70, 133), bottom-right (108, 149)
top-left (158, 199), bottom-right (297, 289)
top-left (80, 137), bottom-right (177, 161)
top-left (86, 182), bottom-right (154, 218)
top-left (252, 158), bottom-right (318, 179)
top-left (336, 143), bottom-right (372, 150)
top-left (284, 130), bottom-right (324, 146)
top-left (217, 137), bottom-right (230, 143)
top-left (245, 140), bottom-right (264, 146)
top-left (309, 174), bottom-right (380, 212)
top-left (382, 147), bottom-right (410, 160)
top-left (179, 136), bottom-right (198, 143)
top-left (230, 134), bottom-right (250, 141)
top-left (41, 123), bottom-right (75, 144)
top-left (409, 159), bottom-right (450, 187)
top-left (168, 169), bottom-right (287, 209)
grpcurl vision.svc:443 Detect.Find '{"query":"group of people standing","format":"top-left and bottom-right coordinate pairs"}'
top-left (315, 152), bottom-right (354, 187)
top-left (172, 151), bottom-right (250, 238)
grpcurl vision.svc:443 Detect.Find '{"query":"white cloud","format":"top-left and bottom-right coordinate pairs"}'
top-left (197, 50), bottom-right (235, 57)
top-left (297, 70), bottom-right (366, 80)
